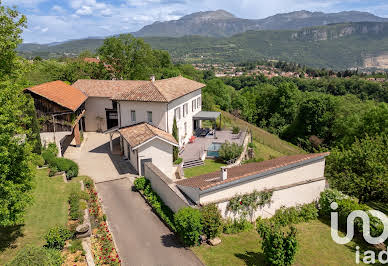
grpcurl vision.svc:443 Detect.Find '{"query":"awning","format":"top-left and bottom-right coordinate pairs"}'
top-left (193, 111), bottom-right (221, 121)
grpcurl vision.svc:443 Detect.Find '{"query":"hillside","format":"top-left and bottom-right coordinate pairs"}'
top-left (133, 9), bottom-right (388, 37)
top-left (18, 22), bottom-right (388, 69)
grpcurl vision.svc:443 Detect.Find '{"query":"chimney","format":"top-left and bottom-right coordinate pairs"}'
top-left (150, 75), bottom-right (155, 82)
top-left (221, 167), bottom-right (228, 181)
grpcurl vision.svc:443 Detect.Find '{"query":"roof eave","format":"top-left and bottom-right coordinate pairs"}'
top-left (183, 153), bottom-right (330, 195)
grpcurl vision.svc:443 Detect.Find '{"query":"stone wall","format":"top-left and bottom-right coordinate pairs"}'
top-left (144, 162), bottom-right (190, 213)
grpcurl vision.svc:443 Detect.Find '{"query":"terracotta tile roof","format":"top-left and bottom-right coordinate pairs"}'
top-left (177, 152), bottom-right (330, 191)
top-left (73, 76), bottom-right (205, 102)
top-left (113, 82), bottom-right (167, 102)
top-left (25, 81), bottom-right (87, 112)
top-left (72, 80), bottom-right (148, 98)
top-left (119, 122), bottom-right (178, 148)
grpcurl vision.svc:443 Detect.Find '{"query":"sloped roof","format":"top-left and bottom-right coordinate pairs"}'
top-left (73, 80), bottom-right (148, 98)
top-left (177, 152), bottom-right (330, 191)
top-left (119, 122), bottom-right (178, 149)
top-left (73, 76), bottom-right (205, 102)
top-left (25, 81), bottom-right (87, 112)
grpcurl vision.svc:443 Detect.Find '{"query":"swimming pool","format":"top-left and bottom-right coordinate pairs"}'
top-left (207, 142), bottom-right (222, 157)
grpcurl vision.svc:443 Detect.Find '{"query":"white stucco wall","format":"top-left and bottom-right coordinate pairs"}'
top-left (137, 138), bottom-right (174, 177)
top-left (84, 97), bottom-right (112, 132)
top-left (167, 89), bottom-right (202, 146)
top-left (118, 101), bottom-right (167, 130)
top-left (199, 158), bottom-right (326, 205)
top-left (216, 179), bottom-right (326, 220)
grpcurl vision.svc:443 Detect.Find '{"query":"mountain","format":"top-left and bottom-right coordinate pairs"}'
top-left (133, 9), bottom-right (388, 37)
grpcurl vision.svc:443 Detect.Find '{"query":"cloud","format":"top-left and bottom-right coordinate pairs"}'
top-left (19, 0), bottom-right (388, 43)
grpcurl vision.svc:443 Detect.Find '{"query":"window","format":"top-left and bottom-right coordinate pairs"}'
top-left (184, 122), bottom-right (187, 136)
top-left (197, 96), bottom-right (201, 109)
top-left (183, 103), bottom-right (188, 117)
top-left (131, 110), bottom-right (136, 122)
top-left (174, 107), bottom-right (181, 120)
top-left (192, 99), bottom-right (196, 112)
top-left (147, 111), bottom-right (152, 123)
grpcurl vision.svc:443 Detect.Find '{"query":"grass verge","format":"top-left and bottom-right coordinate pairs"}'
top-left (192, 219), bottom-right (368, 266)
top-left (184, 159), bottom-right (226, 178)
top-left (0, 169), bottom-right (81, 265)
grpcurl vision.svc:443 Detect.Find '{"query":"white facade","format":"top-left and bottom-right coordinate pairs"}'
top-left (84, 97), bottom-right (113, 132)
top-left (123, 137), bottom-right (174, 177)
top-left (178, 157), bottom-right (327, 219)
top-left (166, 89), bottom-right (202, 146)
top-left (118, 89), bottom-right (202, 146)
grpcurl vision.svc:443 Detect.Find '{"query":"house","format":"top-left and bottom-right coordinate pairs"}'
top-left (176, 152), bottom-right (329, 219)
top-left (73, 76), bottom-right (205, 145)
top-left (24, 81), bottom-right (87, 154)
top-left (73, 76), bottom-right (207, 175)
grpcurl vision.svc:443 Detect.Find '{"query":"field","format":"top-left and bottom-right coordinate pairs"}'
top-left (192, 219), bottom-right (371, 266)
top-left (184, 159), bottom-right (226, 178)
top-left (0, 169), bottom-right (82, 265)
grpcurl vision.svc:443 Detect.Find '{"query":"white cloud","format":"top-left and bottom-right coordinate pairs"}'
top-left (41, 27), bottom-right (48, 32)
top-left (52, 5), bottom-right (65, 13)
top-left (76, 6), bottom-right (93, 15)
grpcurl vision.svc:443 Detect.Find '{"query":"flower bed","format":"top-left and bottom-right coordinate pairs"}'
top-left (84, 178), bottom-right (121, 266)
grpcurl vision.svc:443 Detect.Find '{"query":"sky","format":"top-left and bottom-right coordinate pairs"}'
top-left (3, 0), bottom-right (388, 44)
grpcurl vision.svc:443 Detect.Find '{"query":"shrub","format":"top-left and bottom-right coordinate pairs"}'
top-left (318, 189), bottom-right (351, 217)
top-left (142, 182), bottom-right (175, 231)
top-left (31, 154), bottom-right (45, 167)
top-left (69, 191), bottom-right (83, 221)
top-left (258, 222), bottom-right (298, 266)
top-left (218, 142), bottom-right (243, 163)
top-left (7, 245), bottom-right (63, 266)
top-left (200, 204), bottom-right (222, 239)
top-left (271, 203), bottom-right (318, 227)
top-left (173, 157), bottom-right (183, 165)
top-left (45, 226), bottom-right (73, 250)
top-left (47, 143), bottom-right (59, 155)
top-left (223, 218), bottom-right (253, 234)
top-left (174, 207), bottom-right (203, 246)
top-left (49, 166), bottom-right (58, 177)
top-left (69, 239), bottom-right (84, 254)
top-left (84, 177), bottom-right (94, 189)
top-left (42, 149), bottom-right (56, 165)
top-left (41, 144), bottom-right (78, 178)
top-left (247, 142), bottom-right (256, 149)
top-left (232, 126), bottom-right (240, 134)
top-left (134, 177), bottom-right (149, 191)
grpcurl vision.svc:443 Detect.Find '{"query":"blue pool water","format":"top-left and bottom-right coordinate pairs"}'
top-left (207, 143), bottom-right (222, 157)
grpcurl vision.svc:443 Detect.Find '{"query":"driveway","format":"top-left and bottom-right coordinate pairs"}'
top-left (97, 179), bottom-right (203, 266)
top-left (65, 133), bottom-right (203, 266)
top-left (65, 132), bottom-right (136, 183)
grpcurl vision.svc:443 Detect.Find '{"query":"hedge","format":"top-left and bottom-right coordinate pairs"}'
top-left (135, 177), bottom-right (176, 231)
top-left (42, 144), bottom-right (79, 179)
top-left (174, 207), bottom-right (203, 246)
top-left (69, 191), bottom-right (83, 222)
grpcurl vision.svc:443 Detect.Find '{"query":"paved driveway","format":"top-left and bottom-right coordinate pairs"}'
top-left (65, 132), bottom-right (136, 183)
top-left (97, 179), bottom-right (203, 266)
top-left (65, 133), bottom-right (203, 266)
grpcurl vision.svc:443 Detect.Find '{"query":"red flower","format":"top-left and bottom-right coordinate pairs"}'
top-left (239, 201), bottom-right (242, 205)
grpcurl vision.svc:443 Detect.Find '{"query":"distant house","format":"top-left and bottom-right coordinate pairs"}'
top-left (24, 81), bottom-right (87, 154)
top-left (176, 152), bottom-right (329, 219)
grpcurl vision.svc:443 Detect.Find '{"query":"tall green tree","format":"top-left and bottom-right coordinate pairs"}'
top-left (0, 83), bottom-right (35, 226)
top-left (172, 117), bottom-right (179, 162)
top-left (326, 134), bottom-right (388, 203)
top-left (0, 1), bottom-right (26, 80)
top-left (98, 34), bottom-right (157, 80)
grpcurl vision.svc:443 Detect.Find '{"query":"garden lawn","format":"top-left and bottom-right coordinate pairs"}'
top-left (0, 169), bottom-right (81, 265)
top-left (184, 159), bottom-right (226, 178)
top-left (193, 219), bottom-right (367, 266)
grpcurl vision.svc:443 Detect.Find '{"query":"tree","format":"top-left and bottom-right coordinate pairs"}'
top-left (326, 134), bottom-right (388, 203)
top-left (172, 117), bottom-right (179, 161)
top-left (0, 1), bottom-right (26, 80)
top-left (0, 83), bottom-right (35, 226)
top-left (200, 204), bottom-right (222, 239)
top-left (98, 34), bottom-right (157, 80)
top-left (174, 207), bottom-right (203, 246)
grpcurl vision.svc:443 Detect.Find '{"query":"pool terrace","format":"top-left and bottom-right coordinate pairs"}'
top-left (180, 130), bottom-right (247, 162)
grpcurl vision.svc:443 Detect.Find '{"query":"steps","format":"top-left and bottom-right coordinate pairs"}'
top-left (183, 159), bottom-right (204, 169)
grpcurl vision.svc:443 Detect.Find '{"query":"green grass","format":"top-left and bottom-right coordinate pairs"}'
top-left (184, 159), bottom-right (226, 178)
top-left (193, 219), bottom-right (369, 266)
top-left (0, 169), bottom-right (82, 265)
top-left (220, 111), bottom-right (305, 158)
